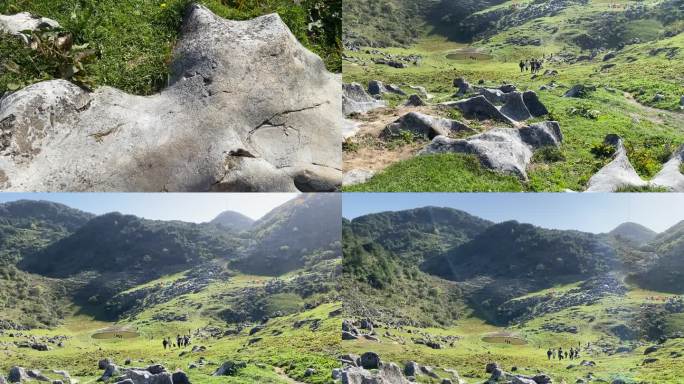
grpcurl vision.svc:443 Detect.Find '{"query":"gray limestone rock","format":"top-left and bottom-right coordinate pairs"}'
top-left (0, 4), bottom-right (341, 192)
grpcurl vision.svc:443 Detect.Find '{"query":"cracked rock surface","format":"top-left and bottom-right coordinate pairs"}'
top-left (421, 121), bottom-right (562, 180)
top-left (0, 4), bottom-right (341, 192)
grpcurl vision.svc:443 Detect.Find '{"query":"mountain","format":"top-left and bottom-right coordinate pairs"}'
top-left (609, 222), bottom-right (658, 246)
top-left (634, 220), bottom-right (684, 293)
top-left (347, 206), bottom-right (492, 264)
top-left (20, 213), bottom-right (240, 279)
top-left (424, 220), bottom-right (619, 282)
top-left (0, 200), bottom-right (94, 231)
top-left (235, 194), bottom-right (342, 275)
top-left (209, 210), bottom-right (254, 232)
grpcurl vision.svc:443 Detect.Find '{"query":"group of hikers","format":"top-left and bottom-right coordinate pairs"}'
top-left (519, 57), bottom-right (545, 73)
top-left (546, 346), bottom-right (581, 361)
top-left (162, 334), bottom-right (191, 349)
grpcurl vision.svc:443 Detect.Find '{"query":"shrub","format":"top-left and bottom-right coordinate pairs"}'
top-left (533, 146), bottom-right (565, 163)
top-left (590, 142), bottom-right (616, 159)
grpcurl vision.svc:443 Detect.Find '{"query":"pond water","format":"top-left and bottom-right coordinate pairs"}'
top-left (91, 329), bottom-right (140, 339)
top-left (482, 334), bottom-right (527, 345)
top-left (446, 48), bottom-right (493, 61)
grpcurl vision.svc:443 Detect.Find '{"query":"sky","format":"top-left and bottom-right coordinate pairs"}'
top-left (343, 193), bottom-right (684, 233)
top-left (0, 193), bottom-right (297, 222)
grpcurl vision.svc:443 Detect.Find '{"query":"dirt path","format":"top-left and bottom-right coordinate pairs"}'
top-left (274, 367), bottom-right (307, 384)
top-left (623, 92), bottom-right (684, 127)
top-left (343, 105), bottom-right (444, 173)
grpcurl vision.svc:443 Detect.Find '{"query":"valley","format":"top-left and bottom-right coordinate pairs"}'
top-left (0, 195), bottom-right (342, 384)
top-left (340, 205), bottom-right (684, 383)
top-left (342, 0), bottom-right (684, 192)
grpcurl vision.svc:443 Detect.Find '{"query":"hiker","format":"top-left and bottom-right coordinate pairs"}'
top-left (184, 335), bottom-right (190, 347)
top-left (558, 347), bottom-right (563, 360)
top-left (162, 338), bottom-right (168, 350)
top-left (519, 60), bottom-right (525, 72)
top-left (564, 350), bottom-right (569, 359)
top-left (177, 334), bottom-right (182, 348)
top-left (547, 349), bottom-right (552, 360)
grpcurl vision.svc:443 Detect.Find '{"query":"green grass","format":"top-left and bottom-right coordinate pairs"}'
top-left (342, 0), bottom-right (684, 192)
top-left (0, 271), bottom-right (340, 384)
top-left (343, 153), bottom-right (524, 192)
top-left (0, 0), bottom-right (340, 95)
top-left (342, 280), bottom-right (684, 383)
top-left (614, 184), bottom-right (670, 192)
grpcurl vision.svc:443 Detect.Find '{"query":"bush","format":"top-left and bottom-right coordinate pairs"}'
top-left (590, 142), bottom-right (616, 159)
top-left (533, 146), bottom-right (565, 163)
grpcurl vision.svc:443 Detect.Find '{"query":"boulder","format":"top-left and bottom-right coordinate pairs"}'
top-left (586, 134), bottom-right (648, 192)
top-left (453, 78), bottom-right (471, 96)
top-left (404, 94), bottom-right (426, 106)
top-left (344, 83), bottom-right (387, 115)
top-left (644, 345), bottom-right (660, 355)
top-left (7, 367), bottom-right (28, 383)
top-left (342, 331), bottom-right (359, 340)
top-left (485, 362), bottom-right (500, 374)
top-left (0, 376), bottom-right (5, 384)
top-left (522, 91), bottom-right (549, 117)
top-left (147, 364), bottom-right (166, 374)
top-left (532, 374), bottom-right (552, 383)
top-left (381, 112), bottom-right (471, 140)
top-left (408, 85), bottom-right (432, 99)
top-left (26, 370), bottom-right (50, 381)
top-left (404, 361), bottom-right (420, 377)
top-left (651, 144), bottom-right (684, 191)
top-left (343, 169), bottom-right (375, 187)
top-left (499, 84), bottom-right (517, 93)
top-left (643, 358), bottom-right (659, 364)
top-left (343, 119), bottom-right (361, 139)
top-left (421, 122), bottom-right (562, 180)
top-left (444, 95), bottom-right (515, 125)
top-left (171, 371), bottom-right (191, 384)
top-left (564, 84), bottom-right (596, 98)
top-left (0, 12), bottom-right (60, 43)
top-left (0, 5), bottom-right (341, 192)
top-left (479, 88), bottom-right (507, 104)
top-left (98, 364), bottom-right (120, 382)
top-left (213, 361), bottom-right (246, 376)
top-left (500, 92), bottom-right (533, 121)
top-left (360, 352), bottom-right (381, 369)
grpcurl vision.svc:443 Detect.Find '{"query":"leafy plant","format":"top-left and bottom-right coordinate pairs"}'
top-left (590, 142), bottom-right (617, 159)
top-left (533, 146), bottom-right (566, 164)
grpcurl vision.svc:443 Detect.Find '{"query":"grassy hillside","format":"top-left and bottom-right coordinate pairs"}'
top-left (343, 0), bottom-right (684, 192)
top-left (341, 208), bottom-right (684, 382)
top-left (0, 0), bottom-right (341, 95)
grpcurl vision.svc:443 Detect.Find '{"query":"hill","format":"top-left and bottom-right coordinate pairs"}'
top-left (347, 206), bottom-right (492, 263)
top-left (634, 220), bottom-right (684, 292)
top-left (236, 194), bottom-right (342, 275)
top-left (608, 221), bottom-right (658, 245)
top-left (209, 210), bottom-right (254, 232)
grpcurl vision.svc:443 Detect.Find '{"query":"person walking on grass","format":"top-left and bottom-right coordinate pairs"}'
top-left (519, 60), bottom-right (525, 72)
top-left (547, 348), bottom-right (553, 360)
top-left (162, 338), bottom-right (168, 350)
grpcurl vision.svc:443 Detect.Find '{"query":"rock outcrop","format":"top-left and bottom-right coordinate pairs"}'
top-left (0, 4), bottom-right (341, 192)
top-left (381, 112), bottom-right (472, 140)
top-left (343, 169), bottom-right (375, 186)
top-left (586, 135), bottom-right (647, 192)
top-left (651, 144), bottom-right (684, 191)
top-left (421, 121), bottom-right (562, 179)
top-left (443, 95), bottom-right (515, 125)
top-left (0, 12), bottom-right (60, 43)
top-left (343, 83), bottom-right (387, 115)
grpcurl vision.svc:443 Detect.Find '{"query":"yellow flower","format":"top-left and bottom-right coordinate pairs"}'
top-left (160, 3), bottom-right (168, 9)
